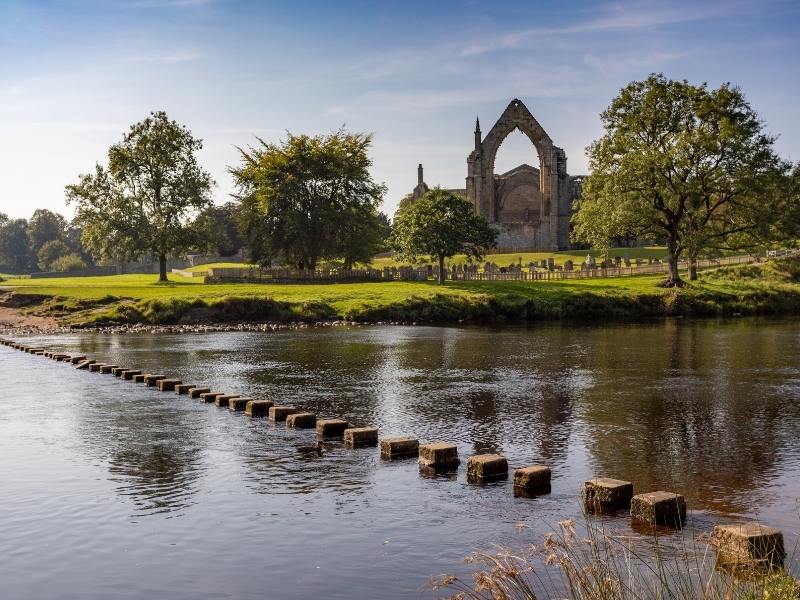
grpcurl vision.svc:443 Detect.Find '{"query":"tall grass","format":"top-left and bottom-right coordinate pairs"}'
top-left (428, 518), bottom-right (799, 599)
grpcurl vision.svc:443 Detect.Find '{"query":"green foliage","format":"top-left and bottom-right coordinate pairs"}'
top-left (0, 218), bottom-right (31, 272)
top-left (27, 209), bottom-right (67, 256)
top-left (193, 202), bottom-right (245, 257)
top-left (230, 129), bottom-right (386, 269)
top-left (66, 111), bottom-right (213, 281)
top-left (49, 253), bottom-right (87, 273)
top-left (37, 239), bottom-right (72, 270)
top-left (573, 74), bottom-right (788, 286)
top-left (390, 188), bottom-right (497, 283)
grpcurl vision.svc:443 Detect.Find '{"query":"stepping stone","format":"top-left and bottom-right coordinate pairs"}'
top-left (631, 491), bottom-right (686, 527)
top-left (467, 454), bottom-right (508, 482)
top-left (99, 364), bottom-right (119, 374)
top-left (269, 406), bottom-right (299, 422)
top-left (144, 374), bottom-right (166, 386)
top-left (88, 363), bottom-right (104, 372)
top-left (121, 370), bottom-right (142, 380)
top-left (175, 384), bottom-right (195, 395)
top-left (75, 360), bottom-right (94, 370)
top-left (111, 367), bottom-right (127, 377)
top-left (316, 419), bottom-right (350, 437)
top-left (188, 387), bottom-right (211, 399)
top-left (214, 394), bottom-right (239, 407)
top-left (583, 478), bottom-right (634, 513)
top-left (419, 442), bottom-right (460, 468)
top-left (200, 391), bottom-right (224, 403)
top-left (344, 427), bottom-right (378, 448)
top-left (245, 400), bottom-right (273, 417)
top-left (513, 465), bottom-right (551, 492)
top-left (712, 522), bottom-right (785, 572)
top-left (133, 374), bottom-right (147, 383)
top-left (380, 437), bottom-right (419, 459)
top-left (228, 397), bottom-right (255, 411)
top-left (69, 356), bottom-right (87, 365)
top-left (157, 379), bottom-right (182, 392)
top-left (286, 412), bottom-right (316, 428)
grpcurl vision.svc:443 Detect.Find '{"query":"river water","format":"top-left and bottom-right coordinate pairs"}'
top-left (1, 319), bottom-right (799, 599)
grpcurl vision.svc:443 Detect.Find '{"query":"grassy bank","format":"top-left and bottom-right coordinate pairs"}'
top-left (1, 258), bottom-right (799, 327)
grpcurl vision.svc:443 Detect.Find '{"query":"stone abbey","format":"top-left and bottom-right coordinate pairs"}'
top-left (410, 99), bottom-right (583, 251)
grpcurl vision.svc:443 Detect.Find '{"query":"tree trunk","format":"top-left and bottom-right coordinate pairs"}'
top-left (438, 256), bottom-right (445, 285)
top-left (688, 256), bottom-right (698, 281)
top-left (158, 254), bottom-right (168, 282)
top-left (660, 236), bottom-right (684, 287)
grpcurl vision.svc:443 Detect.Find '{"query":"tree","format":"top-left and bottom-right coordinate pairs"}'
top-left (572, 74), bottom-right (787, 286)
top-left (230, 129), bottom-right (386, 269)
top-left (66, 111), bottom-right (213, 281)
top-left (390, 188), bottom-right (497, 284)
top-left (37, 239), bottom-right (72, 271)
top-left (27, 209), bottom-right (67, 258)
top-left (0, 218), bottom-right (31, 273)
top-left (50, 253), bottom-right (87, 273)
top-left (193, 202), bottom-right (244, 257)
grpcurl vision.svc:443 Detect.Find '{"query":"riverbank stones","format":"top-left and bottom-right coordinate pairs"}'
top-left (344, 427), bottom-right (378, 448)
top-left (419, 442), bottom-right (460, 468)
top-left (144, 375), bottom-right (166, 387)
top-left (121, 370), bottom-right (142, 380)
top-left (175, 384), bottom-right (194, 395)
top-left (316, 419), bottom-right (350, 437)
top-left (245, 400), bottom-right (273, 417)
top-left (712, 522), bottom-right (785, 572)
top-left (200, 391), bottom-right (224, 403)
top-left (467, 454), bottom-right (508, 482)
top-left (269, 406), bottom-right (299, 422)
top-left (285, 412), bottom-right (315, 428)
top-left (513, 465), bottom-right (552, 493)
top-left (631, 491), bottom-right (686, 527)
top-left (214, 394), bottom-right (239, 407)
top-left (228, 397), bottom-right (254, 411)
top-left (380, 437), bottom-right (419, 459)
top-left (583, 478), bottom-right (634, 513)
top-left (188, 387), bottom-right (211, 399)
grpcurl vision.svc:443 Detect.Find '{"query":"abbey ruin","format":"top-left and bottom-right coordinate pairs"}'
top-left (411, 99), bottom-right (583, 251)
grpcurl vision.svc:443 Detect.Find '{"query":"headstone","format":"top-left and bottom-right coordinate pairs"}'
top-left (564, 260), bottom-right (574, 272)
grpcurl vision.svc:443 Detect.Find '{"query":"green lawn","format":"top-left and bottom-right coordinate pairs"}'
top-left (184, 262), bottom-right (257, 273)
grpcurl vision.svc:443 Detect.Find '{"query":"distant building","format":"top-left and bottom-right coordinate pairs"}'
top-left (410, 99), bottom-right (583, 251)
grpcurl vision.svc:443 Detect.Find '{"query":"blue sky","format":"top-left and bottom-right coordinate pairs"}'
top-left (1, 0), bottom-right (798, 219)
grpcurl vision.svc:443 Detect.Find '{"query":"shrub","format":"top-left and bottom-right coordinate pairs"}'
top-left (36, 240), bottom-right (72, 271)
top-left (49, 253), bottom-right (87, 273)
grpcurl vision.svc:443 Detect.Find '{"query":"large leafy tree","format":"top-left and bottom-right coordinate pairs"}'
top-left (572, 74), bottom-right (787, 286)
top-left (390, 188), bottom-right (497, 284)
top-left (27, 209), bottom-right (67, 257)
top-left (0, 218), bottom-right (31, 273)
top-left (193, 202), bottom-right (245, 257)
top-left (66, 111), bottom-right (213, 281)
top-left (230, 129), bottom-right (386, 269)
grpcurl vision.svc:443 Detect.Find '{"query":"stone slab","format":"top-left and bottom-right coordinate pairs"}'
top-left (214, 394), bottom-right (240, 407)
top-left (287, 412), bottom-right (316, 428)
top-left (269, 406), bottom-right (299, 422)
top-left (111, 367), bottom-right (127, 376)
top-left (69, 356), bottom-right (87, 365)
top-left (513, 465), bottom-right (552, 491)
top-left (419, 442), bottom-right (460, 468)
top-left (713, 522), bottom-right (786, 572)
top-left (228, 397), bottom-right (255, 411)
top-left (88, 363), bottom-right (104, 372)
top-left (121, 370), bottom-right (142, 380)
top-left (200, 391), bottom-right (224, 403)
top-left (99, 364), bottom-right (119, 374)
top-left (583, 478), bottom-right (634, 513)
top-left (316, 419), bottom-right (350, 437)
top-left (175, 384), bottom-right (195, 395)
top-left (631, 491), bottom-right (686, 527)
top-left (188, 387), bottom-right (211, 399)
top-left (75, 360), bottom-right (94, 370)
top-left (380, 437), bottom-right (419, 459)
top-left (344, 427), bottom-right (378, 448)
top-left (157, 379), bottom-right (182, 392)
top-left (467, 454), bottom-right (508, 482)
top-left (245, 400), bottom-right (274, 417)
top-left (144, 375), bottom-right (166, 387)
top-left (133, 374), bottom-right (147, 383)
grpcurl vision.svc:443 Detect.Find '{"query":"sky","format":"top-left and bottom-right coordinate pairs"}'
top-left (1, 0), bottom-right (799, 220)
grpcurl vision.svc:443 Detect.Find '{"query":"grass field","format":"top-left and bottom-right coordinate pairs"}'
top-left (1, 257), bottom-right (799, 327)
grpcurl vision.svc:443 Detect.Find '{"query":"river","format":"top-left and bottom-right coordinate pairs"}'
top-left (1, 318), bottom-right (799, 599)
